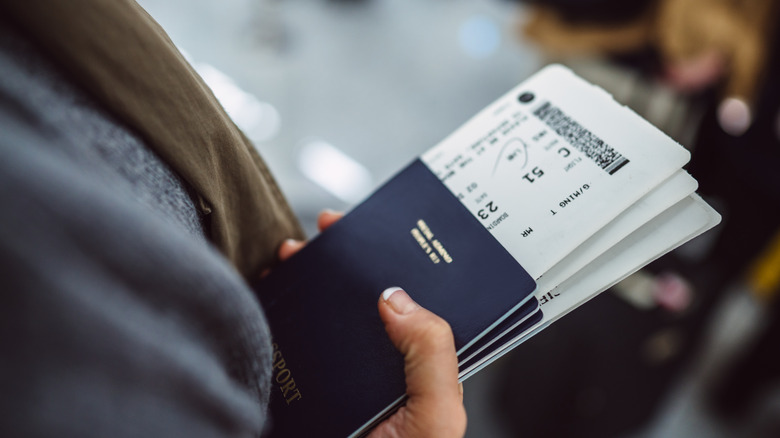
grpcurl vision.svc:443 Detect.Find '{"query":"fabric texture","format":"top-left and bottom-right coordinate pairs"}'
top-left (0, 0), bottom-right (305, 279)
top-left (0, 0), bottom-right (313, 434)
top-left (0, 22), bottom-right (207, 242)
top-left (0, 20), bottom-right (275, 438)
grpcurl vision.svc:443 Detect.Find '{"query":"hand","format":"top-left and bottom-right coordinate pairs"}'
top-left (368, 287), bottom-right (467, 438)
top-left (278, 210), bottom-right (467, 438)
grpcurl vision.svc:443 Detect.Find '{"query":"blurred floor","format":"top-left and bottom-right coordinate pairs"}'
top-left (135, 1), bottom-right (774, 437)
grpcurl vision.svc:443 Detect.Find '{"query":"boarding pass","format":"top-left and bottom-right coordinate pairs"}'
top-left (421, 65), bottom-right (691, 279)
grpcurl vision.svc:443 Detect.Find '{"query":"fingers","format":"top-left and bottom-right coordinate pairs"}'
top-left (371, 287), bottom-right (466, 438)
top-left (278, 239), bottom-right (305, 262)
top-left (317, 209), bottom-right (343, 232)
top-left (277, 210), bottom-right (343, 262)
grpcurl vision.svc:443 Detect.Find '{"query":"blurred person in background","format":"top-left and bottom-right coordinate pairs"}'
top-left (0, 1), bottom-right (466, 437)
top-left (492, 0), bottom-right (780, 436)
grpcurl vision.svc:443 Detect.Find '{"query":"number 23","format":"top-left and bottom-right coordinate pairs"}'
top-left (478, 201), bottom-right (498, 220)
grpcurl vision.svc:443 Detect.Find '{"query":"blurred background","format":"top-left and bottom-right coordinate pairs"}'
top-left (136, 0), bottom-right (780, 436)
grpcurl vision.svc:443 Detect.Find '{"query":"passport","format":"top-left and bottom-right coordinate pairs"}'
top-left (256, 159), bottom-right (537, 437)
top-left (253, 65), bottom-right (721, 437)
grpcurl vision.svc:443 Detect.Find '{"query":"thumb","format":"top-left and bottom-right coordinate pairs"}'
top-left (370, 287), bottom-right (466, 438)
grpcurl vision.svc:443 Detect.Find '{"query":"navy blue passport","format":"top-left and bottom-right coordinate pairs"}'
top-left (254, 159), bottom-right (536, 437)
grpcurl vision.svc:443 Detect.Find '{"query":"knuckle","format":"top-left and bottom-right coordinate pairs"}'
top-left (419, 316), bottom-right (453, 344)
top-left (411, 316), bottom-right (456, 354)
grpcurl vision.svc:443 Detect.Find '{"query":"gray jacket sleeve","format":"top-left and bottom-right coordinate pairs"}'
top-left (0, 63), bottom-right (273, 438)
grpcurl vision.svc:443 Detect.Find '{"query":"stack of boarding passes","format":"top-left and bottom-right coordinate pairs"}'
top-left (419, 65), bottom-right (721, 379)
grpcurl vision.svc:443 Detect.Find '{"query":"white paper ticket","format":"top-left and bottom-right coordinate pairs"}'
top-left (421, 65), bottom-right (691, 279)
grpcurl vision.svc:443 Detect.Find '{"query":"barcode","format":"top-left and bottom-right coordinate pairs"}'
top-left (533, 101), bottom-right (629, 175)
